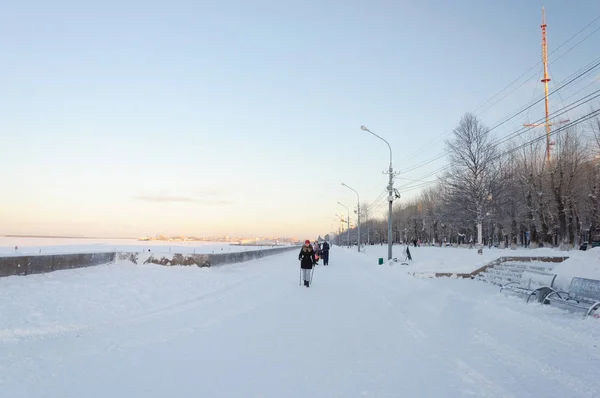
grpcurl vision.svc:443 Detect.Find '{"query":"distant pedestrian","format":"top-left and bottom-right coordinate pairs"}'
top-left (321, 241), bottom-right (330, 265)
top-left (313, 241), bottom-right (321, 265)
top-left (299, 240), bottom-right (316, 287)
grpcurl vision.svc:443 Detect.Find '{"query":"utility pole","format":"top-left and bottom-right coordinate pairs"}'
top-left (342, 183), bottom-right (361, 252)
top-left (361, 125), bottom-right (397, 260)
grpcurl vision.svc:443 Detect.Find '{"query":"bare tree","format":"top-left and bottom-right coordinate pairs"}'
top-left (361, 202), bottom-right (372, 244)
top-left (510, 133), bottom-right (551, 246)
top-left (443, 113), bottom-right (500, 246)
top-left (368, 107), bottom-right (600, 250)
top-left (579, 114), bottom-right (600, 245)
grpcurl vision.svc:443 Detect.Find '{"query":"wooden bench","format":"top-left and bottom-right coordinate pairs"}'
top-left (545, 277), bottom-right (600, 318)
top-left (500, 269), bottom-right (558, 303)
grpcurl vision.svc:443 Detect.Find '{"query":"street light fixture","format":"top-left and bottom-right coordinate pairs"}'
top-left (341, 183), bottom-right (360, 252)
top-left (361, 125), bottom-right (395, 261)
top-left (337, 201), bottom-right (350, 248)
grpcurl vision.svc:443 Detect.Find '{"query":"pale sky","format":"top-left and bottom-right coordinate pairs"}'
top-left (2, 0), bottom-right (599, 239)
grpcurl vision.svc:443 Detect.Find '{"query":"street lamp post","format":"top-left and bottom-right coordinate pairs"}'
top-left (337, 202), bottom-right (350, 248)
top-left (361, 125), bottom-right (395, 261)
top-left (342, 183), bottom-right (360, 252)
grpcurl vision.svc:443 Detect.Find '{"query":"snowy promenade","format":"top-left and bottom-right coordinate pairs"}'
top-left (1, 248), bottom-right (599, 397)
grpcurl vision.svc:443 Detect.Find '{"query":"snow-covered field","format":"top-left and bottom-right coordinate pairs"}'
top-left (359, 243), bottom-right (571, 273)
top-left (1, 247), bottom-right (599, 397)
top-left (0, 237), bottom-right (286, 256)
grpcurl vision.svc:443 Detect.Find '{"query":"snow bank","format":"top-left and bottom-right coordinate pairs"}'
top-left (550, 247), bottom-right (600, 290)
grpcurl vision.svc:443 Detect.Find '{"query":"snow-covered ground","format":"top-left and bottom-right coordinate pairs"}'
top-left (358, 243), bottom-right (571, 273)
top-left (550, 247), bottom-right (600, 290)
top-left (0, 237), bottom-right (287, 256)
top-left (358, 244), bottom-right (600, 291)
top-left (1, 247), bottom-right (599, 397)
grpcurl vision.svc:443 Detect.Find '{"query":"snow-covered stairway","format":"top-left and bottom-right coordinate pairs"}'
top-left (474, 258), bottom-right (560, 286)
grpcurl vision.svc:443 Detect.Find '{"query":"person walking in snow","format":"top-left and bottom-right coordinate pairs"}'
top-left (299, 240), bottom-right (316, 287)
top-left (313, 241), bottom-right (321, 265)
top-left (321, 240), bottom-right (330, 265)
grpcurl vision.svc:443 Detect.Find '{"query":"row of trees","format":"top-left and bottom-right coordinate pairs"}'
top-left (339, 112), bottom-right (600, 249)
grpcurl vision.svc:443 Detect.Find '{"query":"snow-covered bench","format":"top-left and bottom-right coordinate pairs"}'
top-left (544, 277), bottom-right (600, 318)
top-left (500, 269), bottom-right (558, 303)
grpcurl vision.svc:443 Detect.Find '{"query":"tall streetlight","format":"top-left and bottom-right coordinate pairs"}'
top-left (341, 183), bottom-right (360, 252)
top-left (361, 125), bottom-right (395, 261)
top-left (337, 202), bottom-right (350, 248)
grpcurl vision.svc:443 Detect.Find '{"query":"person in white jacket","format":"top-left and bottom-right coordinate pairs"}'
top-left (312, 241), bottom-right (321, 265)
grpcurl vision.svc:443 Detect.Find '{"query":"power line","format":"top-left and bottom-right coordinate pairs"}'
top-left (394, 109), bottom-right (600, 199)
top-left (366, 13), bottom-right (600, 212)
top-left (490, 88), bottom-right (600, 150)
top-left (474, 13), bottom-right (600, 117)
top-left (487, 57), bottom-right (600, 133)
top-left (498, 108), bottom-right (600, 160)
top-left (367, 189), bottom-right (387, 209)
top-left (402, 14), bottom-right (600, 167)
top-left (395, 88), bottom-right (600, 193)
top-left (400, 56), bottom-right (600, 176)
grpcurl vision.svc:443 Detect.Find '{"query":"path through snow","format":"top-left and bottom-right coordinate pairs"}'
top-left (1, 248), bottom-right (599, 397)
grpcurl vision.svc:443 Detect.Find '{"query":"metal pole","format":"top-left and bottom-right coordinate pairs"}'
top-left (342, 183), bottom-right (361, 252)
top-left (387, 167), bottom-right (393, 259)
top-left (347, 209), bottom-right (350, 248)
top-left (361, 125), bottom-right (394, 260)
top-left (337, 202), bottom-right (350, 248)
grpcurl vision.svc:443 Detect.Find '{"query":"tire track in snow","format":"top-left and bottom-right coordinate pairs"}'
top-left (476, 301), bottom-right (600, 362)
top-left (1, 262), bottom-right (292, 368)
top-left (118, 266), bottom-right (271, 325)
top-left (88, 264), bottom-right (298, 356)
top-left (453, 359), bottom-right (517, 398)
top-left (403, 319), bottom-right (427, 341)
top-left (359, 268), bottom-right (432, 343)
top-left (359, 267), bottom-right (541, 397)
top-left (0, 263), bottom-right (274, 345)
top-left (109, 266), bottom-right (296, 350)
top-left (106, 295), bottom-right (267, 351)
top-left (473, 328), bottom-right (600, 397)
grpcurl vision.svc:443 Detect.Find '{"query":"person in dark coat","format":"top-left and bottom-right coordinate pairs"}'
top-left (299, 240), bottom-right (316, 287)
top-left (321, 241), bottom-right (330, 265)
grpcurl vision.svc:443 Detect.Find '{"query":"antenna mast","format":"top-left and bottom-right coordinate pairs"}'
top-left (523, 7), bottom-right (568, 163)
top-left (541, 7), bottom-right (552, 163)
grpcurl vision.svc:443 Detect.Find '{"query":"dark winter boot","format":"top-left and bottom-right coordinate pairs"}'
top-left (304, 280), bottom-right (308, 287)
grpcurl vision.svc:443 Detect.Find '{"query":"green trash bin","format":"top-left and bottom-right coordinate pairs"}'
top-left (378, 258), bottom-right (384, 265)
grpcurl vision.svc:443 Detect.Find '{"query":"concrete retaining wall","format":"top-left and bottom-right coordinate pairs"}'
top-left (0, 252), bottom-right (116, 278)
top-left (0, 246), bottom-right (300, 278)
top-left (118, 246), bottom-right (299, 267)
